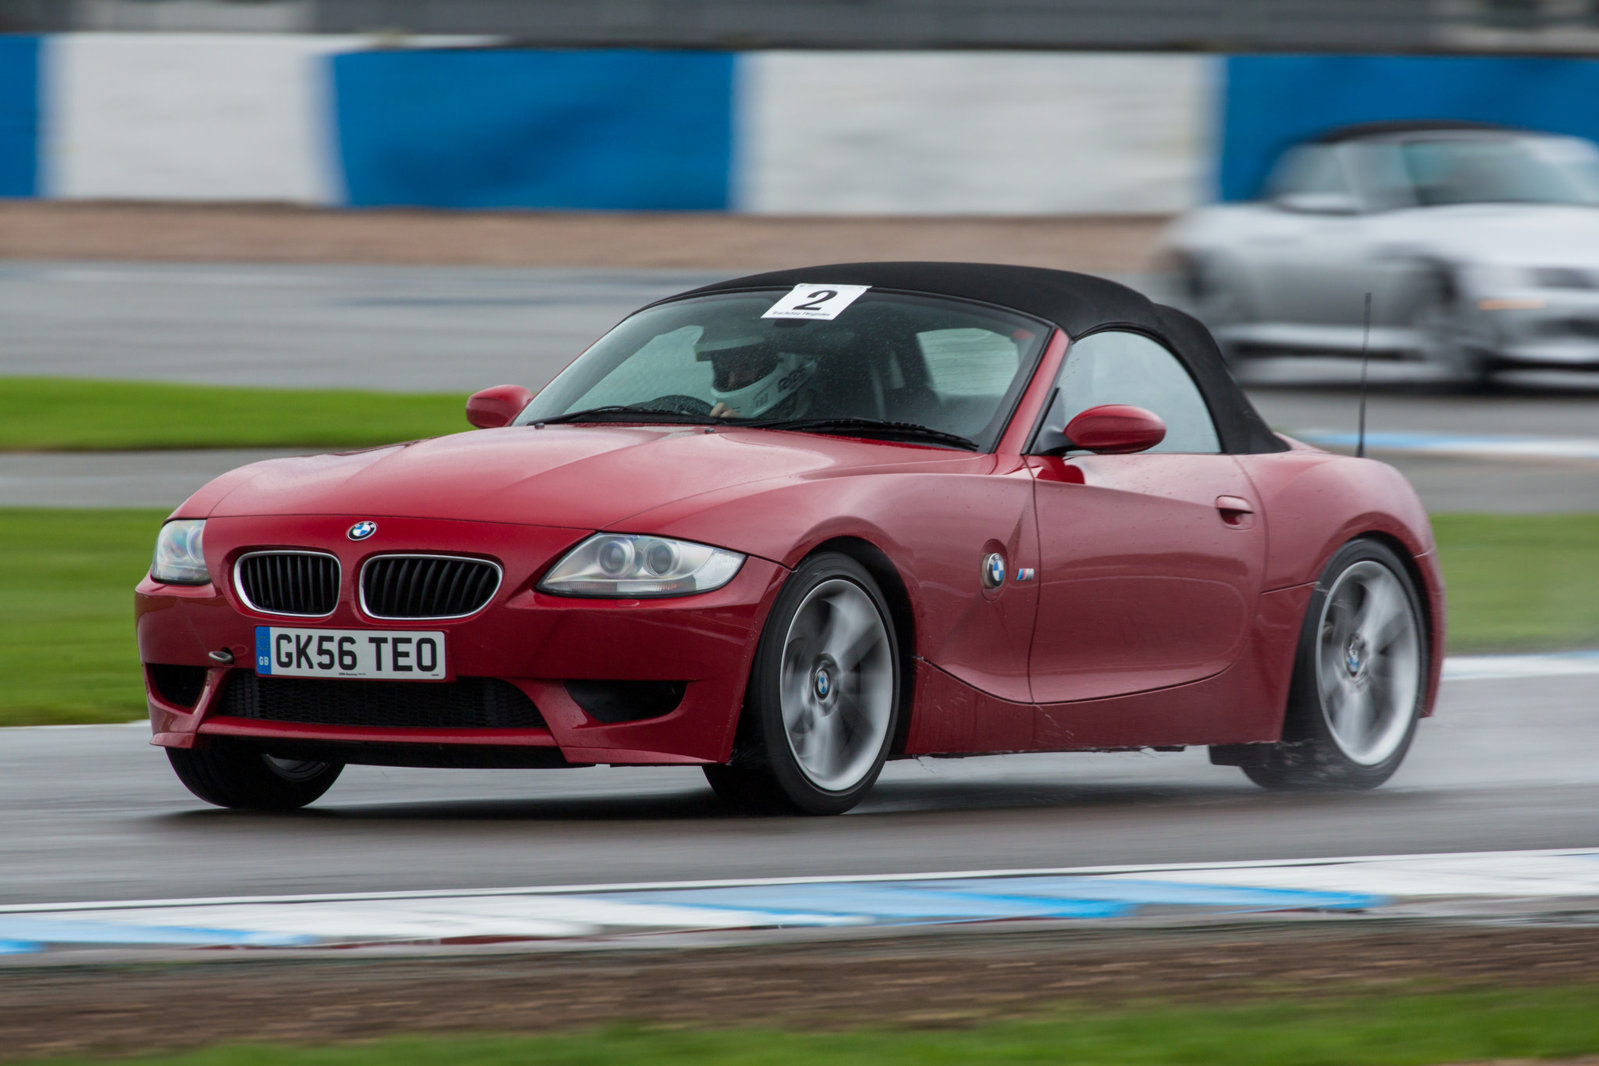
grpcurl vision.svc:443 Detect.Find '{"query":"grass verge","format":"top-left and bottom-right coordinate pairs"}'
top-left (0, 509), bottom-right (169, 724)
top-left (20, 985), bottom-right (1599, 1066)
top-left (1432, 513), bottom-right (1599, 652)
top-left (0, 510), bottom-right (1594, 726)
top-left (0, 378), bottom-right (469, 451)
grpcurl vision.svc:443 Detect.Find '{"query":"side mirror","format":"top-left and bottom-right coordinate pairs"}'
top-left (1062, 404), bottom-right (1166, 455)
top-left (1275, 191), bottom-right (1360, 215)
top-left (465, 384), bottom-right (533, 429)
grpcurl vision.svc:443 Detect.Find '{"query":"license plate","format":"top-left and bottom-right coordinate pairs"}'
top-left (254, 627), bottom-right (447, 680)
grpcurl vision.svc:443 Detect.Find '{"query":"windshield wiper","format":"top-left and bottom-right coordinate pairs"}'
top-left (745, 416), bottom-right (979, 451)
top-left (530, 405), bottom-right (720, 426)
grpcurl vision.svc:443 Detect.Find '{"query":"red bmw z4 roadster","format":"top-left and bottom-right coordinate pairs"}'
top-left (137, 263), bottom-right (1445, 815)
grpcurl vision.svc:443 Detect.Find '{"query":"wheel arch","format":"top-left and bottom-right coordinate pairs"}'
top-left (1353, 528), bottom-right (1434, 633)
top-left (1343, 528), bottom-right (1444, 713)
top-left (1282, 526), bottom-right (1444, 732)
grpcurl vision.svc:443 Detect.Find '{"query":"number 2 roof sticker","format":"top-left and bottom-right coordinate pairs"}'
top-left (762, 283), bottom-right (872, 320)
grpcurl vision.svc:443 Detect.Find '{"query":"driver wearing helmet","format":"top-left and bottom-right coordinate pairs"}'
top-left (696, 328), bottom-right (816, 419)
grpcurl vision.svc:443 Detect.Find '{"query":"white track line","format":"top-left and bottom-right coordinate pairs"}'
top-left (5, 849), bottom-right (1596, 952)
top-left (1295, 429), bottom-right (1599, 462)
top-left (5, 847), bottom-right (1597, 916)
top-left (1442, 651), bottom-right (1599, 681)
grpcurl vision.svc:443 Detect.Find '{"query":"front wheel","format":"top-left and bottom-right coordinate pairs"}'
top-left (1236, 539), bottom-right (1427, 791)
top-left (167, 746), bottom-right (343, 810)
top-left (705, 553), bottom-right (900, 815)
top-left (1411, 268), bottom-right (1497, 389)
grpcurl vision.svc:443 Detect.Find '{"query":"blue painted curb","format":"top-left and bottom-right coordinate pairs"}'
top-left (1296, 430), bottom-right (1599, 460)
top-left (600, 876), bottom-right (1383, 925)
top-left (0, 916), bottom-right (313, 948)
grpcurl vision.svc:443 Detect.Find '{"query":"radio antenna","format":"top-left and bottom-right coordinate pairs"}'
top-left (1356, 292), bottom-right (1372, 459)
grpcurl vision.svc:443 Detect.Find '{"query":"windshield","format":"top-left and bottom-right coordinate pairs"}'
top-left (519, 289), bottom-right (1052, 451)
top-left (1377, 135), bottom-right (1599, 208)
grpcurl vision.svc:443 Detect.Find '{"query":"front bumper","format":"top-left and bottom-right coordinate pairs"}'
top-left (1476, 289), bottom-right (1599, 368)
top-left (136, 514), bottom-right (787, 766)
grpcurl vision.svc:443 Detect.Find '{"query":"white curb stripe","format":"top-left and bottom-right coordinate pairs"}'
top-left (1295, 429), bottom-right (1599, 462)
top-left (1442, 651), bottom-right (1599, 681)
top-left (2, 849), bottom-right (1595, 953)
top-left (60, 898), bottom-right (862, 941)
top-left (7, 847), bottom-right (1597, 916)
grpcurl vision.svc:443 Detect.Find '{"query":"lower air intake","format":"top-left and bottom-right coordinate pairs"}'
top-left (217, 674), bottom-right (545, 730)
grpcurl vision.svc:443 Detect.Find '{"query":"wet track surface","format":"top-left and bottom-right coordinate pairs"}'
top-left (0, 262), bottom-right (715, 391)
top-left (2, 261), bottom-right (1596, 908)
top-left (3, 673), bottom-right (1595, 905)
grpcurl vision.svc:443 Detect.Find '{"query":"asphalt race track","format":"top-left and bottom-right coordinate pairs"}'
top-left (2, 260), bottom-right (1597, 912)
top-left (0, 262), bottom-right (715, 391)
top-left (0, 670), bottom-right (1593, 906)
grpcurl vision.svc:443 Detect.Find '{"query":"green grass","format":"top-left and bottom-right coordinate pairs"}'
top-left (1433, 513), bottom-right (1599, 653)
top-left (0, 508), bottom-right (169, 724)
top-left (1, 510), bottom-right (1595, 726)
top-left (0, 378), bottom-right (470, 451)
top-left (21, 985), bottom-right (1599, 1065)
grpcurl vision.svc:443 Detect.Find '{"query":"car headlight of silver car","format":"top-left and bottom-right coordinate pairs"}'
top-left (151, 519), bottom-right (209, 585)
top-left (1531, 266), bottom-right (1597, 290)
top-left (539, 534), bottom-right (744, 598)
top-left (1465, 264), bottom-right (1548, 311)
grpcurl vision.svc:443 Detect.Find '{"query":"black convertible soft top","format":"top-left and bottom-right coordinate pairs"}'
top-left (676, 262), bottom-right (1286, 455)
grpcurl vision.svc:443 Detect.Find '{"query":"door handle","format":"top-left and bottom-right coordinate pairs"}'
top-left (1215, 495), bottom-right (1255, 529)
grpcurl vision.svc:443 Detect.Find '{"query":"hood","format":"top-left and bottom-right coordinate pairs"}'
top-left (193, 424), bottom-right (963, 530)
top-left (1389, 203), bottom-right (1599, 268)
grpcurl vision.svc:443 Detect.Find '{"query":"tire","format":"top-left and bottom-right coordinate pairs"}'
top-left (1411, 267), bottom-right (1496, 390)
top-left (167, 746), bottom-right (342, 810)
top-left (1237, 539), bottom-right (1427, 791)
top-left (704, 552), bottom-right (900, 815)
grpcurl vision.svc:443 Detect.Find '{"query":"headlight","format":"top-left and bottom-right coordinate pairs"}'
top-left (1531, 266), bottom-right (1596, 290)
top-left (1465, 264), bottom-right (1547, 311)
top-left (539, 534), bottom-right (744, 598)
top-left (151, 519), bottom-right (209, 585)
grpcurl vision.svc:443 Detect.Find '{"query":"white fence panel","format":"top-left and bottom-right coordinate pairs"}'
top-left (736, 52), bottom-right (1216, 215)
top-left (42, 33), bottom-right (358, 203)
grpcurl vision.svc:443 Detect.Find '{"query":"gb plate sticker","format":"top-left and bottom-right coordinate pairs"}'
top-left (762, 283), bottom-right (871, 321)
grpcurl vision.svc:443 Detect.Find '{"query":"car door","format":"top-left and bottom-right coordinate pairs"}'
top-left (1026, 330), bottom-right (1265, 705)
top-left (1239, 143), bottom-right (1374, 328)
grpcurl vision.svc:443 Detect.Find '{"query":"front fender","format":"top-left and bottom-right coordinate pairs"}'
top-left (626, 461), bottom-right (1042, 704)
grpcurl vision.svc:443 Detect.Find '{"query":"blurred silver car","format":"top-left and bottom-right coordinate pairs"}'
top-left (1165, 122), bottom-right (1599, 386)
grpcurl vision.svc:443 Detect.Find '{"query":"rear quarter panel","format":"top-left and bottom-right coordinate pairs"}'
top-left (1236, 440), bottom-right (1446, 715)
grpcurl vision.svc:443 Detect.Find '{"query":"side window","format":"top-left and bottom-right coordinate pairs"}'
top-left (1055, 330), bottom-right (1221, 454)
top-left (1267, 144), bottom-right (1350, 199)
top-left (917, 328), bottom-right (1021, 398)
top-left (1350, 141), bottom-right (1416, 211)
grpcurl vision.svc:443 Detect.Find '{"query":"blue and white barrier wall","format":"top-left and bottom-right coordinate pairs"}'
top-left (6, 38), bottom-right (1599, 213)
top-left (0, 37), bottom-right (1208, 212)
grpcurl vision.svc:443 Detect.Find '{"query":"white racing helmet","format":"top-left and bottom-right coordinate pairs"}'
top-left (695, 329), bottom-right (814, 417)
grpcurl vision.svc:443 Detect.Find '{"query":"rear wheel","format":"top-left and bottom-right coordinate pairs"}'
top-left (167, 746), bottom-right (343, 810)
top-left (1237, 539), bottom-right (1427, 791)
top-left (705, 553), bottom-right (900, 815)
